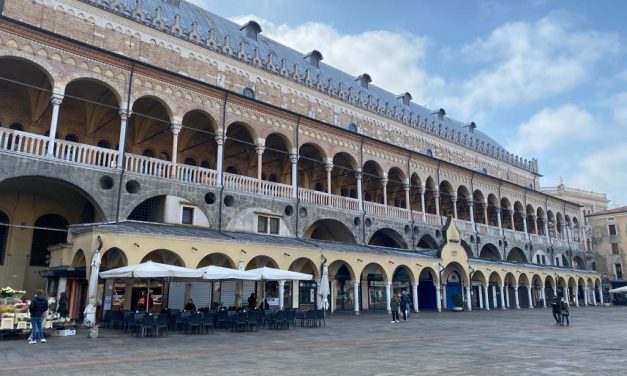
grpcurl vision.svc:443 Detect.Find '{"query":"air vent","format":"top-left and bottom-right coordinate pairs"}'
top-left (397, 92), bottom-right (412, 106)
top-left (240, 20), bottom-right (262, 41)
top-left (356, 74), bottom-right (372, 89)
top-left (304, 50), bottom-right (323, 68)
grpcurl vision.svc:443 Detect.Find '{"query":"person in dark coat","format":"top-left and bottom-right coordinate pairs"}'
top-left (247, 293), bottom-right (257, 310)
top-left (390, 294), bottom-right (400, 323)
top-left (551, 295), bottom-right (561, 325)
top-left (400, 291), bottom-right (410, 322)
top-left (57, 292), bottom-right (69, 318)
top-left (29, 289), bottom-right (48, 344)
top-left (560, 298), bottom-right (570, 326)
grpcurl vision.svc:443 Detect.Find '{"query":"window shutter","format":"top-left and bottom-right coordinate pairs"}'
top-left (257, 216), bottom-right (267, 233)
top-left (269, 217), bottom-right (280, 234)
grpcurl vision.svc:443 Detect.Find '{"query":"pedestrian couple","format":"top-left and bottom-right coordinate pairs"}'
top-left (551, 295), bottom-right (570, 327)
top-left (390, 291), bottom-right (411, 323)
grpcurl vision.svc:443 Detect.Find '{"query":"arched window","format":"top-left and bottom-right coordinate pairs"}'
top-left (347, 123), bottom-right (358, 133)
top-left (200, 160), bottom-right (211, 169)
top-left (474, 167), bottom-right (487, 174)
top-left (30, 214), bottom-right (69, 266)
top-left (268, 174), bottom-right (278, 182)
top-left (419, 148), bottom-right (433, 157)
top-left (242, 87), bottom-right (255, 99)
top-left (225, 165), bottom-right (239, 174)
top-left (97, 140), bottom-right (111, 149)
top-left (64, 134), bottom-right (79, 142)
top-left (142, 149), bottom-right (155, 158)
top-left (9, 123), bottom-right (23, 131)
top-left (184, 157), bottom-right (197, 166)
top-left (0, 211), bottom-right (8, 265)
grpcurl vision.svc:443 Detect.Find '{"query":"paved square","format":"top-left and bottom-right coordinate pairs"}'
top-left (1, 307), bottom-right (625, 376)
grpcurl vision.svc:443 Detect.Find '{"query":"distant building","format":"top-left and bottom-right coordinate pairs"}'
top-left (587, 206), bottom-right (627, 304)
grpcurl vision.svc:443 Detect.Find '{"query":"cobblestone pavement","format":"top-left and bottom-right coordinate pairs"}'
top-left (1, 307), bottom-right (625, 376)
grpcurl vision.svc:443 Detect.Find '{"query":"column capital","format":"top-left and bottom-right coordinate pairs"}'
top-left (418, 187), bottom-right (425, 195)
top-left (171, 123), bottom-right (182, 135)
top-left (385, 281), bottom-right (392, 287)
top-left (215, 134), bottom-right (224, 145)
top-left (119, 110), bottom-right (130, 121)
top-left (381, 177), bottom-right (389, 187)
top-left (289, 153), bottom-right (298, 164)
top-left (324, 162), bottom-right (333, 173)
top-left (353, 280), bottom-right (360, 286)
top-left (403, 183), bottom-right (410, 191)
top-left (255, 145), bottom-right (265, 155)
top-left (50, 93), bottom-right (63, 106)
top-left (467, 199), bottom-right (474, 205)
top-left (354, 170), bottom-right (363, 180)
top-left (513, 284), bottom-right (519, 290)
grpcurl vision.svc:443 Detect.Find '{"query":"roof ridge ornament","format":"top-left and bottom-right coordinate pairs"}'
top-left (133, 0), bottom-right (145, 21)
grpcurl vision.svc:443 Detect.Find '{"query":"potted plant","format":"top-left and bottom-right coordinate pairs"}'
top-left (452, 294), bottom-right (464, 312)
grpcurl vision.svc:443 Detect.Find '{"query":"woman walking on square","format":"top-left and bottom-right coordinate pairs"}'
top-left (560, 298), bottom-right (570, 326)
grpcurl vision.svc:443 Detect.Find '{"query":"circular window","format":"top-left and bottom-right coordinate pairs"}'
top-left (205, 192), bottom-right (216, 205)
top-left (223, 195), bottom-right (235, 207)
top-left (284, 205), bottom-right (294, 216)
top-left (413, 226), bottom-right (419, 234)
top-left (404, 225), bottom-right (410, 234)
top-left (125, 180), bottom-right (140, 194)
top-left (99, 175), bottom-right (114, 190)
top-left (353, 217), bottom-right (361, 226)
top-left (365, 218), bottom-right (372, 227)
top-left (299, 207), bottom-right (307, 218)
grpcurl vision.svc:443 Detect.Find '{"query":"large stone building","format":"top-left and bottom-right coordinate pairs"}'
top-left (587, 206), bottom-right (627, 303)
top-left (0, 0), bottom-right (602, 318)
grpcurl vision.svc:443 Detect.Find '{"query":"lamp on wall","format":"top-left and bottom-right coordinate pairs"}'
top-left (388, 260), bottom-right (395, 265)
top-left (134, 242), bottom-right (140, 247)
top-left (192, 247), bottom-right (198, 251)
top-left (240, 249), bottom-right (247, 254)
top-left (357, 259), bottom-right (363, 262)
top-left (284, 252), bottom-right (291, 257)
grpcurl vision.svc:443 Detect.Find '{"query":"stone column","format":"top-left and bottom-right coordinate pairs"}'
top-left (278, 280), bottom-right (285, 310)
top-left (523, 213), bottom-right (529, 238)
top-left (469, 200), bottom-right (475, 226)
top-left (382, 177), bottom-right (389, 207)
top-left (542, 287), bottom-right (547, 308)
top-left (465, 286), bottom-right (472, 311)
top-left (116, 110), bottom-right (129, 169)
top-left (532, 215), bottom-right (538, 235)
top-left (290, 153), bottom-right (298, 198)
top-left (505, 285), bottom-right (510, 308)
top-left (256, 145), bottom-right (265, 181)
top-left (497, 207), bottom-right (503, 231)
top-left (527, 285), bottom-right (534, 308)
top-left (491, 285), bottom-right (497, 309)
top-left (583, 286), bottom-right (588, 306)
top-left (441, 284), bottom-right (447, 310)
top-left (544, 220), bottom-right (550, 241)
top-left (435, 284), bottom-right (442, 312)
top-left (353, 280), bottom-right (360, 315)
top-left (499, 284), bottom-right (506, 309)
top-left (215, 134), bottom-right (224, 187)
top-left (435, 191), bottom-right (441, 217)
top-left (385, 282), bottom-right (392, 314)
top-left (565, 287), bottom-right (570, 304)
top-left (412, 282), bottom-right (419, 313)
top-left (355, 170), bottom-right (363, 211)
top-left (598, 285), bottom-right (604, 305)
top-left (509, 211), bottom-right (515, 230)
top-left (478, 285), bottom-right (484, 309)
top-left (591, 286), bottom-right (597, 306)
top-left (404, 183), bottom-right (411, 210)
top-left (483, 203), bottom-right (489, 225)
top-left (46, 94), bottom-right (64, 157)
top-left (483, 284), bottom-right (490, 311)
top-left (419, 186), bottom-right (426, 222)
top-left (452, 195), bottom-right (458, 219)
top-left (325, 161), bottom-right (333, 206)
top-left (170, 124), bottom-right (182, 178)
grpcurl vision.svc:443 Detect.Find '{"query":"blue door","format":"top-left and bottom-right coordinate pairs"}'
top-left (446, 271), bottom-right (462, 310)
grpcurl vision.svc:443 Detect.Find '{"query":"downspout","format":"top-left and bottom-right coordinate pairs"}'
top-left (564, 202), bottom-right (572, 266)
top-left (360, 135), bottom-right (366, 245)
top-left (294, 115), bottom-right (301, 239)
top-left (218, 92), bottom-right (228, 232)
top-left (497, 181), bottom-right (505, 256)
top-left (545, 195), bottom-right (553, 259)
top-left (436, 160), bottom-right (442, 225)
top-left (115, 61), bottom-right (135, 223)
top-left (523, 188), bottom-right (530, 243)
top-left (407, 152), bottom-right (415, 250)
top-left (470, 171), bottom-right (479, 256)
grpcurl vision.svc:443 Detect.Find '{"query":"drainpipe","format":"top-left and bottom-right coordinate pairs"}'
top-left (218, 92), bottom-right (228, 232)
top-left (115, 61), bottom-right (135, 223)
top-left (470, 171), bottom-right (479, 256)
top-left (294, 116), bottom-right (301, 238)
top-left (497, 181), bottom-right (505, 256)
top-left (360, 135), bottom-right (366, 244)
top-left (436, 160), bottom-right (442, 225)
top-left (407, 152), bottom-right (415, 250)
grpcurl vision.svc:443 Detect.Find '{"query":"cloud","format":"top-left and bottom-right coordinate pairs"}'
top-left (447, 15), bottom-right (619, 119)
top-left (571, 143), bottom-right (627, 206)
top-left (229, 15), bottom-right (446, 104)
top-left (603, 92), bottom-right (627, 128)
top-left (507, 105), bottom-right (599, 154)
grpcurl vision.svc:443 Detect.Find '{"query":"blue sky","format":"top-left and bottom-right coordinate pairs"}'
top-left (189, 0), bottom-right (627, 207)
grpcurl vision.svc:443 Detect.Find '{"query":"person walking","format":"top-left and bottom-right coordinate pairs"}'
top-left (400, 291), bottom-right (410, 322)
top-left (390, 293), bottom-right (400, 323)
top-left (28, 289), bottom-right (48, 344)
top-left (560, 298), bottom-right (570, 326)
top-left (551, 295), bottom-right (561, 325)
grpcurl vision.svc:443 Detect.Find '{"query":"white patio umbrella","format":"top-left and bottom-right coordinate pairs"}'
top-left (609, 286), bottom-right (627, 294)
top-left (246, 267), bottom-right (313, 281)
top-left (199, 265), bottom-right (259, 281)
top-left (100, 261), bottom-right (200, 311)
top-left (84, 236), bottom-right (102, 327)
top-left (317, 264), bottom-right (330, 310)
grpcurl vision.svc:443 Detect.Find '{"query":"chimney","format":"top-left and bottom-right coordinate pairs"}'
top-left (304, 50), bottom-right (323, 68)
top-left (397, 92), bottom-right (412, 106)
top-left (356, 74), bottom-right (372, 89)
top-left (240, 20), bottom-right (262, 41)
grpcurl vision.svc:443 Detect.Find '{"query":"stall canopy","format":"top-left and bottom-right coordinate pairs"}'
top-left (199, 265), bottom-right (259, 280)
top-left (99, 261), bottom-right (199, 278)
top-left (247, 267), bottom-right (313, 281)
top-left (609, 286), bottom-right (627, 294)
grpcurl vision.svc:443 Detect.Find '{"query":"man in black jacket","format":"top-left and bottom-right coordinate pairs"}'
top-left (550, 295), bottom-right (561, 325)
top-left (29, 289), bottom-right (48, 344)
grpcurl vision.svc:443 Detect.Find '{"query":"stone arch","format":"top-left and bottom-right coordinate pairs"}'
top-left (513, 201), bottom-right (525, 232)
top-left (392, 264), bottom-right (415, 285)
top-left (329, 259), bottom-right (356, 311)
top-left (442, 261), bottom-right (469, 310)
top-left (328, 259), bottom-right (356, 281)
top-left (456, 185), bottom-right (472, 221)
top-left (416, 233), bottom-right (438, 249)
top-left (141, 249), bottom-right (185, 266)
top-left (532, 249), bottom-right (549, 264)
top-left (409, 172), bottom-right (423, 212)
top-left (245, 255), bottom-right (279, 269)
top-left (506, 247), bottom-right (527, 263)
top-left (0, 53), bottom-right (56, 89)
top-left (179, 110), bottom-right (219, 169)
top-left (298, 143), bottom-right (327, 190)
top-left (439, 180), bottom-right (455, 218)
top-left (127, 95), bottom-right (173, 158)
top-left (487, 194), bottom-right (499, 226)
top-left (303, 219), bottom-right (356, 244)
top-left (71, 248), bottom-right (86, 267)
top-left (332, 152), bottom-right (358, 197)
top-left (196, 253), bottom-right (235, 268)
top-left (368, 228), bottom-right (408, 249)
top-left (423, 176), bottom-right (438, 214)
top-left (418, 267), bottom-right (438, 310)
top-left (101, 247), bottom-right (127, 269)
top-left (572, 255), bottom-right (585, 270)
top-left (30, 213), bottom-right (70, 267)
top-left (479, 243), bottom-right (501, 260)
top-left (460, 240), bottom-right (474, 257)
top-left (121, 192), bottom-right (213, 226)
top-left (473, 189), bottom-right (486, 224)
top-left (362, 160), bottom-right (384, 203)
top-left (386, 167), bottom-right (406, 208)
top-left (263, 132), bottom-right (291, 183)
top-left (63, 76), bottom-right (123, 109)
top-left (288, 257), bottom-right (319, 279)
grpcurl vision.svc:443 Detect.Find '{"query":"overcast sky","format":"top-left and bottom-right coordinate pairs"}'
top-left (189, 0), bottom-right (627, 207)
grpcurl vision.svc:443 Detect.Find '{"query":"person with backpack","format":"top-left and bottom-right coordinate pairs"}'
top-left (400, 291), bottom-right (410, 322)
top-left (560, 298), bottom-right (570, 326)
top-left (551, 295), bottom-right (561, 325)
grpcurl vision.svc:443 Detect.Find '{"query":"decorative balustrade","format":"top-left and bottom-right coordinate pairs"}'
top-left (487, 226), bottom-right (501, 236)
top-left (299, 188), bottom-right (329, 207)
top-left (54, 139), bottom-right (118, 168)
top-left (125, 154), bottom-right (173, 178)
top-left (424, 212), bottom-right (441, 226)
top-left (364, 201), bottom-right (410, 220)
top-left (455, 219), bottom-right (474, 232)
top-left (476, 223), bottom-right (488, 235)
top-left (328, 194), bottom-right (359, 211)
top-left (175, 164), bottom-right (218, 186)
top-left (503, 228), bottom-right (515, 241)
top-left (0, 128), bottom-right (48, 157)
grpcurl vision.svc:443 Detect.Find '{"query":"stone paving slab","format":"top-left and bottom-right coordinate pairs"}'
top-left (0, 307), bottom-right (625, 376)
